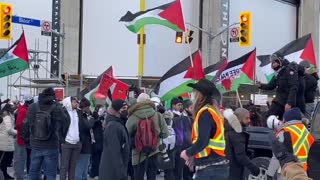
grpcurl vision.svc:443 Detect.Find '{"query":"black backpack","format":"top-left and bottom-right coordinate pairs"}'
top-left (30, 103), bottom-right (55, 141)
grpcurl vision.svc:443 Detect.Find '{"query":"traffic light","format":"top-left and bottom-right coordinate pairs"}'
top-left (185, 29), bottom-right (194, 43)
top-left (239, 11), bottom-right (252, 47)
top-left (175, 32), bottom-right (183, 44)
top-left (61, 73), bottom-right (69, 86)
top-left (0, 3), bottom-right (12, 40)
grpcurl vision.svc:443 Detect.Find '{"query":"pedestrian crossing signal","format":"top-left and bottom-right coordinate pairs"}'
top-left (239, 11), bottom-right (251, 47)
top-left (0, 3), bottom-right (12, 40)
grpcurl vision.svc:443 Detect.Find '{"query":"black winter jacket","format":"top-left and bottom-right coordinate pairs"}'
top-left (296, 65), bottom-right (306, 113)
top-left (225, 121), bottom-right (259, 180)
top-left (99, 108), bottom-right (130, 180)
top-left (28, 94), bottom-right (65, 149)
top-left (260, 62), bottom-right (299, 107)
top-left (91, 118), bottom-right (104, 153)
top-left (79, 112), bottom-right (98, 154)
top-left (59, 108), bottom-right (96, 149)
top-left (305, 73), bottom-right (319, 103)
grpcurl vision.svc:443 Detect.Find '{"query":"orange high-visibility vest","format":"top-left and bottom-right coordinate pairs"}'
top-left (191, 106), bottom-right (225, 159)
top-left (282, 124), bottom-right (314, 171)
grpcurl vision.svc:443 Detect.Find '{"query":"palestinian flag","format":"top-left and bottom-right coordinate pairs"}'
top-left (79, 66), bottom-right (113, 107)
top-left (215, 49), bottom-right (256, 93)
top-left (204, 58), bottom-right (228, 81)
top-left (119, 0), bottom-right (186, 33)
top-left (0, 32), bottom-right (29, 78)
top-left (154, 50), bottom-right (205, 101)
top-left (258, 34), bottom-right (317, 82)
top-left (95, 74), bottom-right (129, 102)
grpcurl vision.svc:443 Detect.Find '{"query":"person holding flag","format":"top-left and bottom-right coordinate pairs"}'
top-left (256, 53), bottom-right (300, 120)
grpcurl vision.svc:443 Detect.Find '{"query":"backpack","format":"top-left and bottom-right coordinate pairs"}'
top-left (174, 118), bottom-right (185, 146)
top-left (134, 114), bottom-right (158, 154)
top-left (30, 103), bottom-right (55, 141)
top-left (163, 122), bottom-right (176, 151)
top-left (20, 118), bottom-right (30, 143)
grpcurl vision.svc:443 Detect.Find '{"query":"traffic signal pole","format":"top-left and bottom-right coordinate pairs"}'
top-left (186, 22), bottom-right (239, 40)
top-left (138, 0), bottom-right (145, 88)
top-left (186, 22), bottom-right (239, 65)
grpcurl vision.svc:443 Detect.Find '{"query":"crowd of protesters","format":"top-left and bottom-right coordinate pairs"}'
top-left (0, 53), bottom-right (318, 180)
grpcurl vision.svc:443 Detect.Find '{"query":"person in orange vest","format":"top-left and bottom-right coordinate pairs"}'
top-left (269, 133), bottom-right (312, 180)
top-left (180, 79), bottom-right (229, 180)
top-left (267, 107), bottom-right (314, 179)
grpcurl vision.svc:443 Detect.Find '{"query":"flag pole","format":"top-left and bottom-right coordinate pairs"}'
top-left (181, 0), bottom-right (195, 81)
top-left (138, 0), bottom-right (146, 88)
top-left (236, 89), bottom-right (243, 108)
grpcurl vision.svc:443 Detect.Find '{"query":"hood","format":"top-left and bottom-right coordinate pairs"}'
top-left (128, 101), bottom-right (156, 119)
top-left (223, 109), bottom-right (242, 133)
top-left (38, 93), bottom-right (55, 105)
top-left (281, 59), bottom-right (289, 66)
top-left (63, 97), bottom-right (73, 112)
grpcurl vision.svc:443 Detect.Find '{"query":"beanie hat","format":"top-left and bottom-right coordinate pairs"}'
top-left (299, 60), bottom-right (310, 68)
top-left (283, 107), bottom-right (302, 122)
top-left (42, 87), bottom-right (55, 97)
top-left (79, 98), bottom-right (91, 109)
top-left (137, 93), bottom-right (150, 103)
top-left (111, 99), bottom-right (127, 111)
top-left (234, 108), bottom-right (249, 122)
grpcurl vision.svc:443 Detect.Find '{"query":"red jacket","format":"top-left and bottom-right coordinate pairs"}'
top-left (16, 104), bottom-right (28, 145)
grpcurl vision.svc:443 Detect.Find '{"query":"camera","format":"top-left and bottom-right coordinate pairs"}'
top-left (158, 143), bottom-right (170, 163)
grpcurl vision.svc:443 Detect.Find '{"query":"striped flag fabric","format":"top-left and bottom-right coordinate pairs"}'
top-left (120, 0), bottom-right (186, 33)
top-left (0, 32), bottom-right (29, 78)
top-left (258, 34), bottom-right (317, 82)
top-left (214, 49), bottom-right (256, 93)
top-left (154, 50), bottom-right (205, 101)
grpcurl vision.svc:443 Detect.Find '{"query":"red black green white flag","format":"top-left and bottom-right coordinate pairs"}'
top-left (214, 49), bottom-right (256, 93)
top-left (0, 32), bottom-right (29, 78)
top-left (258, 34), bottom-right (317, 82)
top-left (154, 50), bottom-right (205, 101)
top-left (120, 0), bottom-right (186, 33)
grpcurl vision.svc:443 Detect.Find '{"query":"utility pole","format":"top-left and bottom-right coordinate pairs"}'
top-left (138, 0), bottom-right (145, 88)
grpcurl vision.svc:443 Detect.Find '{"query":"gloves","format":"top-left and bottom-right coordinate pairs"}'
top-left (248, 163), bottom-right (260, 176)
top-left (269, 133), bottom-right (298, 167)
top-left (92, 111), bottom-right (99, 119)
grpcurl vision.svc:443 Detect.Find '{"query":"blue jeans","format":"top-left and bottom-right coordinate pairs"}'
top-left (28, 148), bottom-right (59, 180)
top-left (193, 165), bottom-right (229, 180)
top-left (14, 142), bottom-right (27, 180)
top-left (75, 154), bottom-right (91, 180)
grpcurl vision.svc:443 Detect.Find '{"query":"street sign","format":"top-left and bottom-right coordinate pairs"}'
top-left (12, 16), bottom-right (40, 27)
top-left (230, 27), bottom-right (239, 43)
top-left (41, 20), bottom-right (52, 36)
